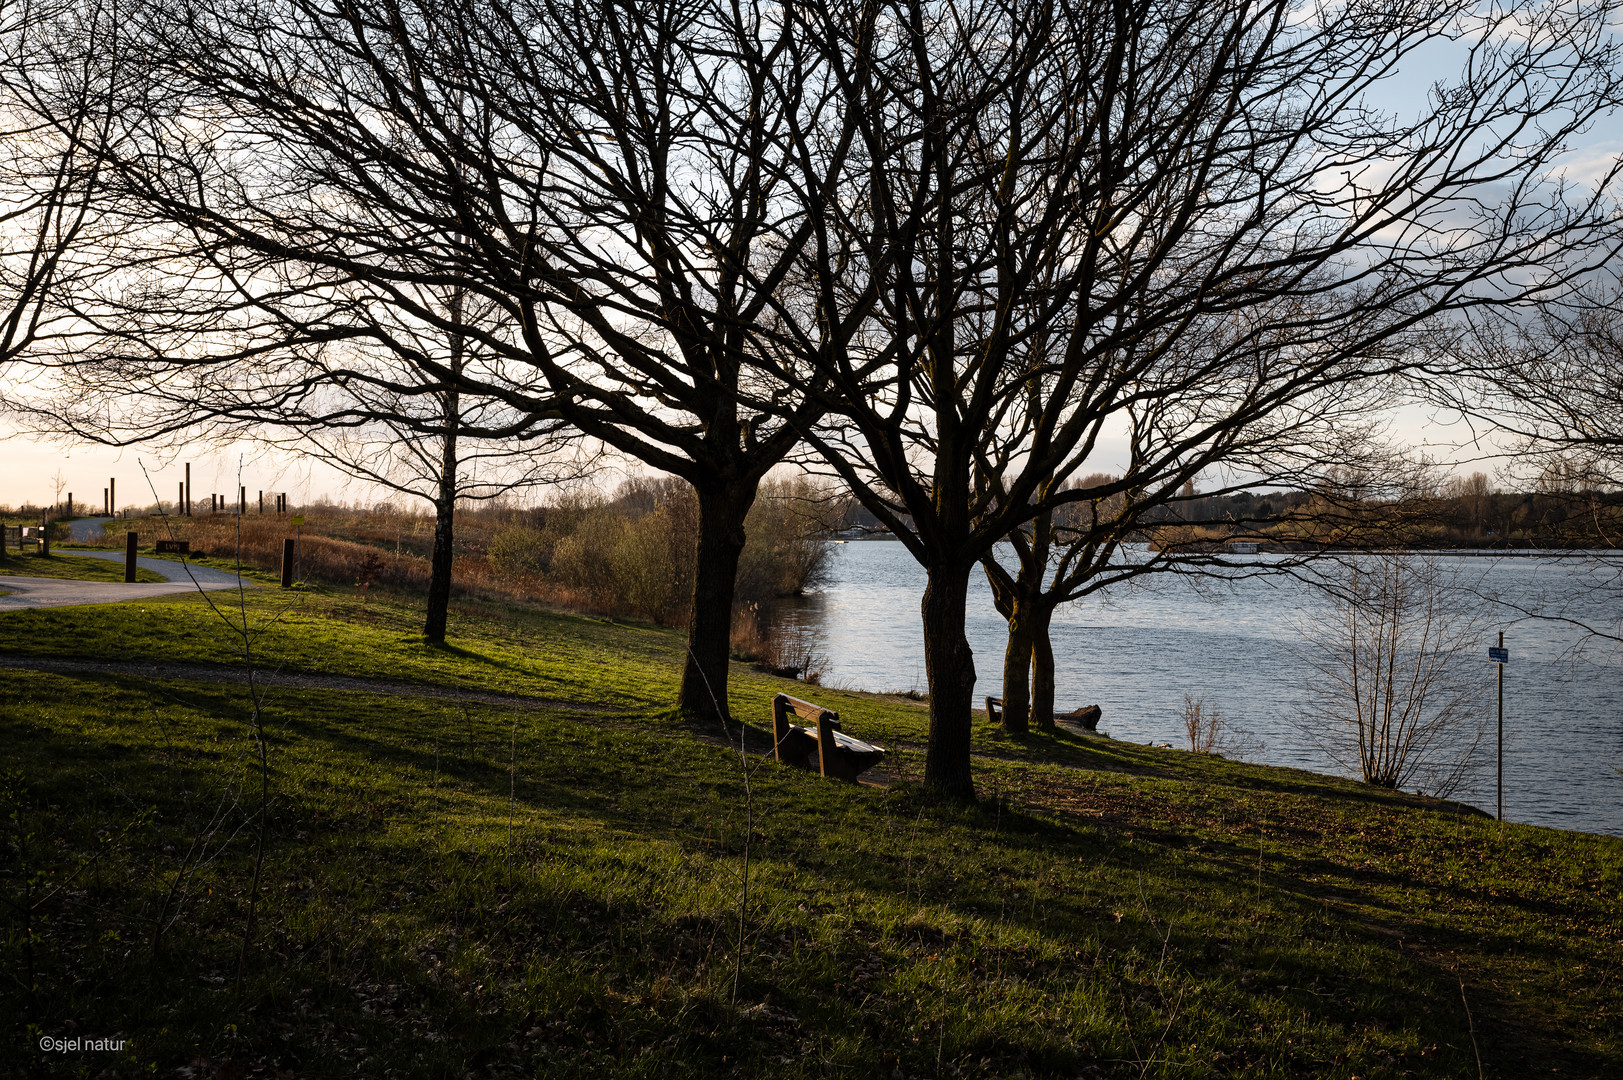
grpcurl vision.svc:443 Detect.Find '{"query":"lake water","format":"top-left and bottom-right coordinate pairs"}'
top-left (780, 541), bottom-right (1623, 837)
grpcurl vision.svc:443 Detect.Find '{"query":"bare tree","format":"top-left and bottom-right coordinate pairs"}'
top-left (1456, 302), bottom-right (1623, 493)
top-left (143, 287), bottom-right (576, 641)
top-left (14, 0), bottom-right (854, 723)
top-left (1429, 303), bottom-right (1623, 644)
top-left (1297, 552), bottom-right (1489, 797)
top-left (0, 0), bottom-right (106, 365)
top-left (770, 0), bottom-right (1620, 797)
top-left (241, 324), bottom-right (582, 641)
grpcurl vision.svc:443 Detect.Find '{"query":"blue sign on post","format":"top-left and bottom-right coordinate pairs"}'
top-left (1488, 646), bottom-right (1509, 664)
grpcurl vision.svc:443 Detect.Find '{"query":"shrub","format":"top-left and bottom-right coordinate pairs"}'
top-left (1296, 552), bottom-right (1488, 796)
top-left (736, 477), bottom-right (835, 602)
top-left (486, 524), bottom-right (550, 580)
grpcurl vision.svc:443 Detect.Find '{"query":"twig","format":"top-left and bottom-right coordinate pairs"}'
top-left (506, 713), bottom-right (519, 875)
top-left (1457, 970), bottom-right (1485, 1080)
top-left (683, 645), bottom-right (752, 1007)
top-left (135, 459), bottom-right (274, 992)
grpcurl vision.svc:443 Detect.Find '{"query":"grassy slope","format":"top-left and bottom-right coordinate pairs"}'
top-left (0, 584), bottom-right (1617, 1079)
top-left (0, 549), bottom-right (167, 582)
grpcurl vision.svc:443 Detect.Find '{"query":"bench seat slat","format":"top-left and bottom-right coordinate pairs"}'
top-left (783, 723), bottom-right (883, 757)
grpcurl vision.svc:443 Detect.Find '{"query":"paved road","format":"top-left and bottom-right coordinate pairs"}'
top-left (0, 549), bottom-right (248, 611)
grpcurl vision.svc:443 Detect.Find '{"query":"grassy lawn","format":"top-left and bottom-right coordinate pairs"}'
top-left (1, 585), bottom-right (1618, 1078)
top-left (0, 549), bottom-right (167, 583)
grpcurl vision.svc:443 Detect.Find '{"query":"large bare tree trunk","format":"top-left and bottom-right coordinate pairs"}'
top-left (1030, 603), bottom-right (1056, 731)
top-left (999, 602), bottom-right (1034, 735)
top-left (424, 480), bottom-right (456, 643)
top-left (679, 480), bottom-right (756, 725)
top-left (922, 563), bottom-right (977, 800)
top-left (424, 315), bottom-right (462, 643)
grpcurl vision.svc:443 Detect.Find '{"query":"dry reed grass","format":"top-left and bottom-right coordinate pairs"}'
top-left (78, 479), bottom-right (835, 641)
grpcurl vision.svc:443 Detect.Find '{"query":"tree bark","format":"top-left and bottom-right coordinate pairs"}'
top-left (424, 295), bottom-right (463, 644)
top-left (999, 601), bottom-right (1034, 735)
top-left (424, 489), bottom-right (455, 642)
top-left (1030, 602), bottom-right (1056, 731)
top-left (922, 562), bottom-right (977, 800)
top-left (679, 479), bottom-right (757, 725)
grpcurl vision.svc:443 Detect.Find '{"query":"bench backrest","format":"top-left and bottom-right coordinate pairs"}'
top-left (774, 693), bottom-right (838, 729)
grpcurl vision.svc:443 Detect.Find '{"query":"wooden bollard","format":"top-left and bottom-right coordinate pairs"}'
top-left (124, 531), bottom-right (138, 582)
top-left (817, 712), bottom-right (855, 782)
top-left (281, 537), bottom-right (295, 588)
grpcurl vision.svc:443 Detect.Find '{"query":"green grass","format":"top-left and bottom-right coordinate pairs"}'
top-left (0, 549), bottom-right (167, 583)
top-left (0, 584), bottom-right (1618, 1078)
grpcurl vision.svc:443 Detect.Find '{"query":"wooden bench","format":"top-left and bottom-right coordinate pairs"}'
top-left (8, 525), bottom-right (46, 553)
top-left (987, 696), bottom-right (1102, 731)
top-left (771, 693), bottom-right (885, 782)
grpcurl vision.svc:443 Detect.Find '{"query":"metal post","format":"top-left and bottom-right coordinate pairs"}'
top-left (103, 487), bottom-right (107, 516)
top-left (178, 483), bottom-right (184, 514)
top-left (109, 477), bottom-right (115, 515)
top-left (124, 531), bottom-right (138, 583)
top-left (184, 463), bottom-right (191, 516)
top-left (1497, 630), bottom-right (1504, 822)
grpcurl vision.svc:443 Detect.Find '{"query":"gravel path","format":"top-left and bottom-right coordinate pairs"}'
top-left (0, 549), bottom-right (246, 611)
top-left (0, 654), bottom-right (610, 712)
top-left (66, 517), bottom-right (115, 543)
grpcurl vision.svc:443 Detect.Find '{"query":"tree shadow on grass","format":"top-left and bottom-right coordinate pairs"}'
top-left (8, 668), bottom-right (1617, 1079)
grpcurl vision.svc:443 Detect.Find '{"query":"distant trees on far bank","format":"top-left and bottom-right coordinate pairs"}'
top-left (1147, 474), bottom-right (1623, 553)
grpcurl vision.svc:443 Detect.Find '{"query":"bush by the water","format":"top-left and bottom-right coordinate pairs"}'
top-left (487, 476), bottom-right (834, 625)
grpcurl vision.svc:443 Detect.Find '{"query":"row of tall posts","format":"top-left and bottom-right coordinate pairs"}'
top-left (92, 464), bottom-right (291, 519)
